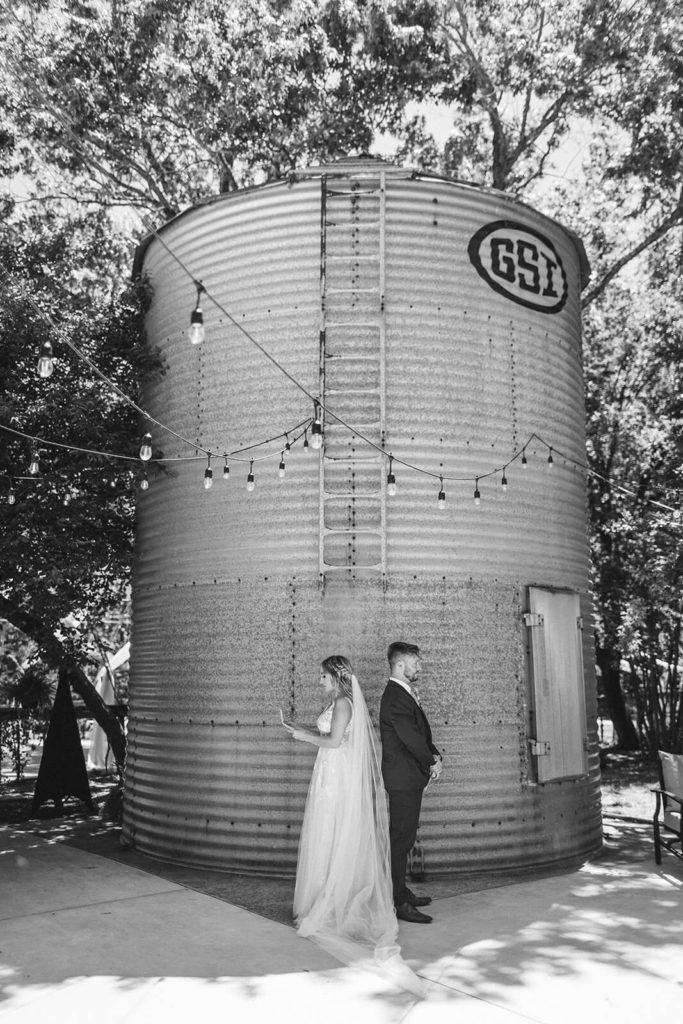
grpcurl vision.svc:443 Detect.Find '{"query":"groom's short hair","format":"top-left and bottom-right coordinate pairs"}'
top-left (388, 641), bottom-right (420, 667)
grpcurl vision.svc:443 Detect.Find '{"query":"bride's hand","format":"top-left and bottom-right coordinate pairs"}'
top-left (279, 708), bottom-right (295, 732)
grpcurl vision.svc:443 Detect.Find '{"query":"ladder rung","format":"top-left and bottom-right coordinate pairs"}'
top-left (325, 386), bottom-right (380, 394)
top-left (325, 287), bottom-right (380, 295)
top-left (325, 220), bottom-right (381, 228)
top-left (323, 490), bottom-right (381, 498)
top-left (323, 491), bottom-right (381, 498)
top-left (325, 188), bottom-right (380, 197)
top-left (323, 528), bottom-right (382, 535)
top-left (325, 321), bottom-right (381, 328)
top-left (326, 255), bottom-right (379, 262)
top-left (322, 564), bottom-right (384, 572)
top-left (325, 354), bottom-right (379, 362)
top-left (324, 460), bottom-right (382, 468)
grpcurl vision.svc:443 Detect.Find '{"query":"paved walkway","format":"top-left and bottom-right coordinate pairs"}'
top-left (1, 818), bottom-right (681, 1023)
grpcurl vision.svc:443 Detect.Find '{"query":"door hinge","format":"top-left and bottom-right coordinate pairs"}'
top-left (529, 739), bottom-right (551, 756)
top-left (523, 612), bottom-right (544, 627)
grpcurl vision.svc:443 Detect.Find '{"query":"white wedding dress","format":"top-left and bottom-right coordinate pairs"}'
top-left (293, 677), bottom-right (423, 995)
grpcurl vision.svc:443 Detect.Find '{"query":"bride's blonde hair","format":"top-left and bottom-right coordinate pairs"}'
top-left (321, 655), bottom-right (354, 702)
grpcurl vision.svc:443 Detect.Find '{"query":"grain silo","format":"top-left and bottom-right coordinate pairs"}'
top-left (123, 157), bottom-right (601, 875)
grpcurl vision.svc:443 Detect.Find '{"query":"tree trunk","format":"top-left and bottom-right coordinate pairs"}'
top-left (596, 644), bottom-right (640, 750)
top-left (0, 597), bottom-right (126, 772)
top-left (63, 659), bottom-right (126, 770)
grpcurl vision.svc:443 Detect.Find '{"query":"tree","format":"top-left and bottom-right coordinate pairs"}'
top-left (583, 233), bottom-right (683, 752)
top-left (0, 203), bottom-right (156, 769)
top-left (429, 0), bottom-right (683, 306)
top-left (1, 0), bottom-right (446, 218)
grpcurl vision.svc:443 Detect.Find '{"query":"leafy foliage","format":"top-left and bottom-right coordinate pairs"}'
top-left (583, 232), bottom-right (683, 751)
top-left (0, 207), bottom-right (155, 660)
top-left (1, 0), bottom-right (446, 216)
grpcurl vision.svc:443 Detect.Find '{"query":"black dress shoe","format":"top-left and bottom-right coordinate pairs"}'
top-left (396, 902), bottom-right (432, 924)
top-left (406, 889), bottom-right (432, 907)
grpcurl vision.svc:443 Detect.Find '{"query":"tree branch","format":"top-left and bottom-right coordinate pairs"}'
top-left (582, 194), bottom-right (683, 307)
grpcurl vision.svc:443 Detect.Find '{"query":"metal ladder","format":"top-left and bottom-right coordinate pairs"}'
top-left (318, 171), bottom-right (387, 582)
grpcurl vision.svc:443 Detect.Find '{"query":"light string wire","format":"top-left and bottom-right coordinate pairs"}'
top-left (0, 418), bottom-right (312, 467)
top-left (1, 11), bottom-right (679, 517)
top-left (2, 412), bottom-right (680, 518)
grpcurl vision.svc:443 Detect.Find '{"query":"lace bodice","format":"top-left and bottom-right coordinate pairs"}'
top-left (317, 700), bottom-right (352, 738)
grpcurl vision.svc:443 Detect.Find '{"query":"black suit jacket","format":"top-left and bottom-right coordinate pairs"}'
top-left (379, 680), bottom-right (440, 792)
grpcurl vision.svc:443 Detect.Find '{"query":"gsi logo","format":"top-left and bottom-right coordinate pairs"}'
top-left (467, 220), bottom-right (568, 314)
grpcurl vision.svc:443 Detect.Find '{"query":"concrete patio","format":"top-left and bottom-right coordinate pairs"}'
top-left (1, 815), bottom-right (681, 1023)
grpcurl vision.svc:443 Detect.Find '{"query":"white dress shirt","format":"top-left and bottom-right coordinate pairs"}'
top-left (389, 676), bottom-right (420, 705)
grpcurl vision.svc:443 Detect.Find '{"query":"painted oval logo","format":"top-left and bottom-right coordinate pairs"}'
top-left (468, 220), bottom-right (568, 314)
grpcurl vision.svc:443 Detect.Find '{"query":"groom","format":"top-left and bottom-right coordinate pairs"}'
top-left (380, 641), bottom-right (442, 924)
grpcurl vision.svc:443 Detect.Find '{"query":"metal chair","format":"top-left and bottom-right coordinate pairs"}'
top-left (652, 750), bottom-right (683, 865)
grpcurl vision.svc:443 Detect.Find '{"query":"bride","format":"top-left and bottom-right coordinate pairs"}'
top-left (282, 655), bottom-right (399, 964)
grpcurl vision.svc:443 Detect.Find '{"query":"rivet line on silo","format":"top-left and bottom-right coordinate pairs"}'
top-left (509, 320), bottom-right (519, 451)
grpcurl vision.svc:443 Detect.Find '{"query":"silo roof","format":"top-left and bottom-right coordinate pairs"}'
top-left (132, 156), bottom-right (590, 290)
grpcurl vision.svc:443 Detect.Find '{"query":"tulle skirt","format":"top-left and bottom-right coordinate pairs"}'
top-left (293, 742), bottom-right (399, 957)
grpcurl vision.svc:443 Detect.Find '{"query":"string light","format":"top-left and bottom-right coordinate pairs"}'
top-left (189, 282), bottom-right (205, 345)
top-left (28, 450), bottom-right (40, 475)
top-left (247, 459), bottom-right (255, 492)
top-left (386, 455), bottom-right (397, 496)
top-left (303, 430), bottom-right (309, 453)
top-left (474, 478), bottom-right (481, 505)
top-left (278, 452), bottom-right (286, 480)
top-left (7, 481), bottom-right (16, 505)
top-left (522, 448), bottom-right (528, 469)
top-left (547, 447), bottom-right (554, 469)
top-left (310, 403), bottom-right (323, 449)
top-left (437, 477), bottom-right (446, 509)
top-left (501, 469), bottom-right (508, 492)
top-left (204, 454), bottom-right (213, 490)
top-left (37, 340), bottom-right (54, 378)
top-left (284, 433), bottom-right (291, 452)
top-left (140, 474), bottom-right (149, 491)
top-left (139, 433), bottom-right (152, 462)
top-left (223, 459), bottom-right (230, 480)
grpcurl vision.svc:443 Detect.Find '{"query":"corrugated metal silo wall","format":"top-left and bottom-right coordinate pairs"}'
top-left (124, 168), bottom-right (601, 874)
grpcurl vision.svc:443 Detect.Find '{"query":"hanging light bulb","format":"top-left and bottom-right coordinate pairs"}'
top-left (223, 459), bottom-right (230, 480)
top-left (474, 478), bottom-right (481, 505)
top-left (8, 482), bottom-right (16, 505)
top-left (139, 433), bottom-right (153, 462)
top-left (386, 455), bottom-right (397, 496)
top-left (501, 469), bottom-right (508, 492)
top-left (521, 448), bottom-right (528, 469)
top-left (303, 430), bottom-right (309, 453)
top-left (140, 474), bottom-right (149, 491)
top-left (246, 459), bottom-right (255, 492)
top-left (547, 447), bottom-right (554, 469)
top-left (189, 282), bottom-right (205, 345)
top-left (278, 452), bottom-right (286, 480)
top-left (437, 477), bottom-right (446, 509)
top-left (310, 403), bottom-right (323, 449)
top-left (37, 340), bottom-right (54, 378)
top-left (28, 450), bottom-right (40, 475)
top-left (204, 454), bottom-right (213, 490)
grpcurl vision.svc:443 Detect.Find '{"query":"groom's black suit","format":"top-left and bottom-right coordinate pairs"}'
top-left (379, 680), bottom-right (440, 907)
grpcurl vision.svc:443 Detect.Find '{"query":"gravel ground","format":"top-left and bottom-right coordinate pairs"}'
top-left (599, 752), bottom-right (658, 820)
